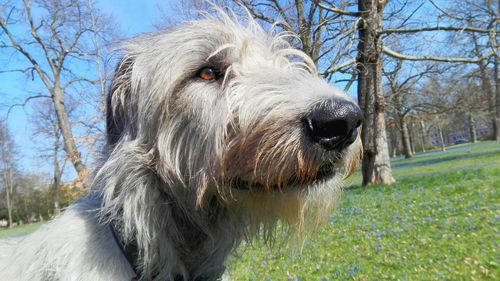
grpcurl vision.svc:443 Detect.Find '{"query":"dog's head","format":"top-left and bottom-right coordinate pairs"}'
top-left (105, 10), bottom-right (362, 230)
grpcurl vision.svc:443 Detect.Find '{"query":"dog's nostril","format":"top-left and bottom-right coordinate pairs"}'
top-left (309, 119), bottom-right (348, 140)
top-left (345, 128), bottom-right (359, 145)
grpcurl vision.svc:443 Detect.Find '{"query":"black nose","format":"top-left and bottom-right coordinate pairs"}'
top-left (303, 99), bottom-right (363, 150)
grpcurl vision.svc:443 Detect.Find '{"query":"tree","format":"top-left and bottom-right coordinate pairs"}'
top-left (471, 32), bottom-right (499, 140)
top-left (384, 59), bottom-right (443, 158)
top-left (381, 0), bottom-right (499, 141)
top-left (0, 121), bottom-right (15, 227)
top-left (355, 0), bottom-right (394, 184)
top-left (416, 68), bottom-right (491, 148)
top-left (0, 0), bottom-right (116, 183)
top-left (12, 173), bottom-right (52, 223)
top-left (30, 98), bottom-right (74, 215)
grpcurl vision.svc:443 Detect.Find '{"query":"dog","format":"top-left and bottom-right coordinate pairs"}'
top-left (0, 8), bottom-right (362, 281)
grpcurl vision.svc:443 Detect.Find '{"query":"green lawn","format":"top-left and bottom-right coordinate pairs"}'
top-left (1, 141), bottom-right (498, 280)
top-left (0, 222), bottom-right (44, 239)
top-left (228, 141), bottom-right (500, 280)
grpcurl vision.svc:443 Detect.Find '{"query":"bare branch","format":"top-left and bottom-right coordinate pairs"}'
top-left (239, 1), bottom-right (293, 32)
top-left (270, 0), bottom-right (292, 25)
top-left (63, 77), bottom-right (96, 90)
top-left (0, 67), bottom-right (35, 79)
top-left (428, 0), bottom-right (465, 21)
top-left (314, 1), bottom-right (361, 17)
top-left (397, 2), bottom-right (425, 29)
top-left (381, 26), bottom-right (499, 34)
top-left (23, 0), bottom-right (58, 75)
top-left (383, 46), bottom-right (497, 63)
top-left (0, 16), bottom-right (53, 87)
top-left (323, 58), bottom-right (356, 75)
top-left (5, 94), bottom-right (51, 120)
top-left (343, 72), bottom-right (357, 92)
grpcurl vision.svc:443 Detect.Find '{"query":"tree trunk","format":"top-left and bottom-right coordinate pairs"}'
top-left (53, 124), bottom-right (61, 216)
top-left (494, 54), bottom-right (500, 140)
top-left (468, 112), bottom-right (477, 143)
top-left (438, 125), bottom-right (446, 152)
top-left (357, 0), bottom-right (395, 185)
top-left (420, 120), bottom-right (426, 152)
top-left (473, 33), bottom-right (498, 140)
top-left (400, 118), bottom-right (412, 159)
top-left (409, 123), bottom-right (415, 155)
top-left (4, 168), bottom-right (13, 228)
top-left (51, 86), bottom-right (87, 181)
top-left (389, 129), bottom-right (398, 158)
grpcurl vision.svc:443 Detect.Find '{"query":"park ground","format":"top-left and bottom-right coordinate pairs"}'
top-left (227, 141), bottom-right (499, 280)
top-left (1, 141), bottom-right (499, 280)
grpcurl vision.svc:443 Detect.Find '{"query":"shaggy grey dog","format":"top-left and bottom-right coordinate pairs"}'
top-left (0, 9), bottom-right (362, 281)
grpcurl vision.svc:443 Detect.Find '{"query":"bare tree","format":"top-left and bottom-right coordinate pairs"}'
top-left (0, 0), bottom-right (116, 183)
top-left (384, 59), bottom-right (442, 158)
top-left (30, 98), bottom-right (74, 215)
top-left (381, 0), bottom-right (499, 139)
top-left (416, 70), bottom-right (488, 147)
top-left (0, 121), bottom-right (15, 227)
top-left (471, 32), bottom-right (499, 140)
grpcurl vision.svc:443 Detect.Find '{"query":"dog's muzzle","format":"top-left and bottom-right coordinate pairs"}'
top-left (303, 98), bottom-right (363, 151)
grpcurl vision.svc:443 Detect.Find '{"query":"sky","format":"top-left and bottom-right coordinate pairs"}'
top-left (97, 0), bottom-right (165, 35)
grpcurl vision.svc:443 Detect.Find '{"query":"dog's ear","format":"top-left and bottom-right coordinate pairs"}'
top-left (106, 56), bottom-right (135, 147)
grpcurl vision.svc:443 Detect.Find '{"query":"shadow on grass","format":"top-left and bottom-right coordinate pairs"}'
top-left (391, 150), bottom-right (500, 170)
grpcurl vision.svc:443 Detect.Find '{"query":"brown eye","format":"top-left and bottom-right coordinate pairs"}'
top-left (198, 67), bottom-right (217, 81)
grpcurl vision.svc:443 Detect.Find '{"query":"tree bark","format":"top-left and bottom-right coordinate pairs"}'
top-left (409, 123), bottom-right (415, 155)
top-left (438, 124), bottom-right (446, 152)
top-left (400, 118), bottom-right (413, 159)
top-left (472, 32), bottom-right (498, 140)
top-left (468, 112), bottom-right (477, 143)
top-left (53, 124), bottom-right (61, 216)
top-left (4, 168), bottom-right (13, 228)
top-left (494, 54), bottom-right (500, 140)
top-left (357, 0), bottom-right (395, 185)
top-left (420, 120), bottom-right (427, 152)
top-left (51, 86), bottom-right (87, 178)
top-left (388, 128), bottom-right (398, 158)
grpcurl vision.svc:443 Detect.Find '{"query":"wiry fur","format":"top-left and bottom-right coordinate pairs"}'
top-left (0, 8), bottom-right (362, 281)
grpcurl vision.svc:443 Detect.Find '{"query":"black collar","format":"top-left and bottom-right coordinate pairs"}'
top-left (109, 222), bottom-right (141, 281)
top-left (109, 222), bottom-right (189, 281)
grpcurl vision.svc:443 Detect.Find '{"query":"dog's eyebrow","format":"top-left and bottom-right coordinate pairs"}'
top-left (208, 43), bottom-right (235, 60)
top-left (204, 53), bottom-right (231, 71)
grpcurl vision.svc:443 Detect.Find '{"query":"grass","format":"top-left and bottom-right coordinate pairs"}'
top-left (1, 141), bottom-right (498, 280)
top-left (228, 141), bottom-right (500, 280)
top-left (0, 222), bottom-right (44, 239)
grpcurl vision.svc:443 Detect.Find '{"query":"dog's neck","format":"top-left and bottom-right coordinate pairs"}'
top-left (102, 186), bottom-right (240, 281)
top-left (164, 196), bottom-right (237, 280)
top-left (96, 143), bottom-right (244, 280)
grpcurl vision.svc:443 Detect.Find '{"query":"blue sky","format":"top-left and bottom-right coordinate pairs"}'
top-left (98, 0), bottom-right (165, 35)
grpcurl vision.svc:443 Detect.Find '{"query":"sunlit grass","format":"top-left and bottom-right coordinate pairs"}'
top-left (228, 141), bottom-right (500, 280)
top-left (0, 222), bottom-right (44, 239)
